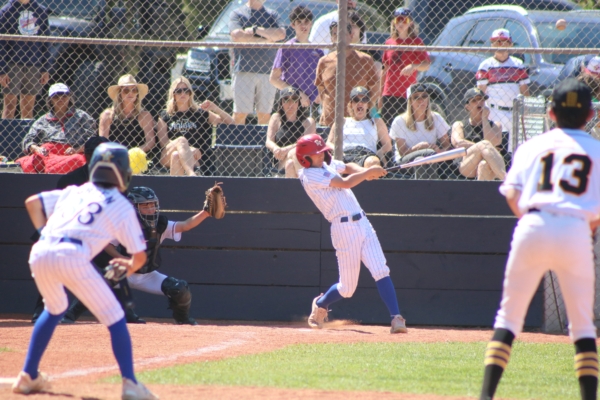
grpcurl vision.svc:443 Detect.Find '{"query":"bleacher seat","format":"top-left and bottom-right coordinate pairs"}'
top-left (0, 119), bottom-right (33, 162)
top-left (212, 125), bottom-right (268, 177)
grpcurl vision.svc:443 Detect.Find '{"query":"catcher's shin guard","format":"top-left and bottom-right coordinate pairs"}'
top-left (161, 277), bottom-right (197, 325)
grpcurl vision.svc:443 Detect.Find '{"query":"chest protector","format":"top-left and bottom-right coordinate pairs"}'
top-left (118, 215), bottom-right (168, 274)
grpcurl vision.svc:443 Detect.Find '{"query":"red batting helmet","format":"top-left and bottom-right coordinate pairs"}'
top-left (296, 134), bottom-right (332, 168)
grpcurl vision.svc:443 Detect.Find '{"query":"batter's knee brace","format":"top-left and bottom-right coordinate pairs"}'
top-left (161, 277), bottom-right (192, 322)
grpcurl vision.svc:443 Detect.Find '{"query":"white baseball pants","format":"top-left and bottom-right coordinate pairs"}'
top-left (29, 240), bottom-right (124, 326)
top-left (126, 271), bottom-right (168, 295)
top-left (494, 211), bottom-right (596, 341)
top-left (330, 216), bottom-right (390, 298)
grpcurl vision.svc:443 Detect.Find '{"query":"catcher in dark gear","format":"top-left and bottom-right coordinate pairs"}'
top-left (111, 185), bottom-right (216, 325)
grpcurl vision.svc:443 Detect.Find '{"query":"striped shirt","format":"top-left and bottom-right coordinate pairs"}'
top-left (476, 56), bottom-right (529, 107)
top-left (38, 182), bottom-right (146, 260)
top-left (299, 160), bottom-right (362, 223)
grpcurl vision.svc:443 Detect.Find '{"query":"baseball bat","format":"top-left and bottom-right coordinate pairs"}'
top-left (385, 148), bottom-right (467, 172)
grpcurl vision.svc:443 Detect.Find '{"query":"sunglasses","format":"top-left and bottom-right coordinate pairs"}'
top-left (394, 16), bottom-right (412, 24)
top-left (352, 97), bottom-right (369, 103)
top-left (282, 96), bottom-right (300, 103)
top-left (411, 94), bottom-right (429, 101)
top-left (174, 88), bottom-right (192, 95)
top-left (330, 23), bottom-right (353, 34)
top-left (121, 87), bottom-right (138, 95)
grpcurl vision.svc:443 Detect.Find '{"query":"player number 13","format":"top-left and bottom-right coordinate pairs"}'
top-left (538, 152), bottom-right (592, 195)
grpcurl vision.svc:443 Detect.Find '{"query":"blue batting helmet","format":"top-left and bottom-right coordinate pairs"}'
top-left (89, 143), bottom-right (132, 192)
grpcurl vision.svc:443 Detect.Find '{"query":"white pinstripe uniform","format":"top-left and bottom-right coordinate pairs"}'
top-left (118, 221), bottom-right (182, 295)
top-left (299, 159), bottom-right (390, 298)
top-left (497, 128), bottom-right (600, 340)
top-left (30, 182), bottom-right (146, 326)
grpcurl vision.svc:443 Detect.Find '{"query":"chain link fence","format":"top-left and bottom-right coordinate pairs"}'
top-left (0, 0), bottom-right (598, 179)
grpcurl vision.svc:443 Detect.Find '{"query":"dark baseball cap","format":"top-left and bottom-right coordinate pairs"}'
top-left (464, 87), bottom-right (489, 104)
top-left (329, 21), bottom-right (352, 34)
top-left (84, 136), bottom-right (110, 155)
top-left (350, 86), bottom-right (370, 100)
top-left (550, 78), bottom-right (592, 113)
top-left (407, 83), bottom-right (431, 97)
top-left (280, 87), bottom-right (300, 99)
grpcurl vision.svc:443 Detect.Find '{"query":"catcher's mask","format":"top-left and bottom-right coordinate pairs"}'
top-left (295, 134), bottom-right (332, 168)
top-left (127, 186), bottom-right (160, 228)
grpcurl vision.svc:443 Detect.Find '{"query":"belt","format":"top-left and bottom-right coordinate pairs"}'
top-left (40, 235), bottom-right (82, 245)
top-left (340, 211), bottom-right (365, 223)
top-left (490, 103), bottom-right (512, 111)
top-left (528, 208), bottom-right (540, 213)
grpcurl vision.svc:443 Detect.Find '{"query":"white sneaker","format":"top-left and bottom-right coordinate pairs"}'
top-left (391, 315), bottom-right (408, 334)
top-left (12, 371), bottom-right (50, 394)
top-left (122, 378), bottom-right (159, 400)
top-left (307, 294), bottom-right (328, 329)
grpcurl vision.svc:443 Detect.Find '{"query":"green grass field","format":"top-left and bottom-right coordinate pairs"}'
top-left (125, 342), bottom-right (580, 399)
top-left (0, 347), bottom-right (12, 352)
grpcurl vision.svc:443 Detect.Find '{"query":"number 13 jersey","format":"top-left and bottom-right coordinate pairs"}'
top-left (37, 182), bottom-right (146, 260)
top-left (500, 128), bottom-right (600, 222)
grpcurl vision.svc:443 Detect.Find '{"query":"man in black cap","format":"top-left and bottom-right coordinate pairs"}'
top-left (451, 88), bottom-right (506, 180)
top-left (479, 78), bottom-right (600, 400)
top-left (31, 136), bottom-right (145, 324)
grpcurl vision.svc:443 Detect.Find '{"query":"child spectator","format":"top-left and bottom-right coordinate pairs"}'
top-left (0, 0), bottom-right (50, 119)
top-left (380, 8), bottom-right (430, 128)
top-left (476, 29), bottom-right (529, 152)
top-left (270, 6), bottom-right (323, 109)
top-left (230, 0), bottom-right (285, 125)
top-left (451, 88), bottom-right (506, 181)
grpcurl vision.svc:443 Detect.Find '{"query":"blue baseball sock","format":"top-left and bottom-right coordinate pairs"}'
top-left (23, 309), bottom-right (64, 380)
top-left (316, 283), bottom-right (344, 309)
top-left (108, 317), bottom-right (137, 383)
top-left (375, 276), bottom-right (400, 318)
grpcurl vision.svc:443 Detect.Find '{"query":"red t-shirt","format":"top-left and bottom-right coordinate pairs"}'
top-left (382, 37), bottom-right (430, 98)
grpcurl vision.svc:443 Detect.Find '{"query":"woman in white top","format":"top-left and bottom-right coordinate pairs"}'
top-left (326, 86), bottom-right (392, 167)
top-left (389, 83), bottom-right (451, 165)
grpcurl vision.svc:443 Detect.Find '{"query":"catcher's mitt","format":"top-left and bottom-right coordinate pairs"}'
top-left (203, 182), bottom-right (227, 219)
top-left (104, 263), bottom-right (128, 285)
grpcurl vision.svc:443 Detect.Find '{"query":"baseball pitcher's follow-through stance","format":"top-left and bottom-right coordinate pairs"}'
top-left (296, 134), bottom-right (407, 333)
top-left (13, 143), bottom-right (158, 400)
top-left (480, 78), bottom-right (600, 400)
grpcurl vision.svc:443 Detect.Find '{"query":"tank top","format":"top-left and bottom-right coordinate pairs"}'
top-left (275, 118), bottom-right (305, 147)
top-left (159, 109), bottom-right (212, 154)
top-left (342, 117), bottom-right (378, 153)
top-left (462, 118), bottom-right (496, 144)
top-left (109, 114), bottom-right (146, 149)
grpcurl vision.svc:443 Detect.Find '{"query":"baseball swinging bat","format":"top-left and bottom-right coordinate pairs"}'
top-left (385, 148), bottom-right (467, 172)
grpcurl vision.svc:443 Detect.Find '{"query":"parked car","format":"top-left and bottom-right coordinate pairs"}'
top-left (406, 0), bottom-right (579, 45)
top-left (418, 5), bottom-right (600, 123)
top-left (182, 0), bottom-right (389, 113)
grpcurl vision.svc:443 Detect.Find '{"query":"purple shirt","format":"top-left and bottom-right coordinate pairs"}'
top-left (272, 38), bottom-right (323, 102)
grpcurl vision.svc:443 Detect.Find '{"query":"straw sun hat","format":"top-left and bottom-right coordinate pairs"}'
top-left (107, 74), bottom-right (149, 101)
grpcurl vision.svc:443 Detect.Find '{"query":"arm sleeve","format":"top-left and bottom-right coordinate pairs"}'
top-left (302, 167), bottom-right (334, 188)
top-left (79, 112), bottom-right (97, 145)
top-left (115, 206), bottom-right (147, 255)
top-left (159, 220), bottom-right (182, 243)
top-left (22, 118), bottom-right (44, 153)
top-left (229, 9), bottom-right (243, 32)
top-left (272, 48), bottom-right (283, 70)
top-left (476, 61), bottom-right (489, 85)
top-left (435, 114), bottom-right (451, 139)
top-left (389, 117), bottom-right (405, 141)
top-left (332, 159), bottom-right (346, 173)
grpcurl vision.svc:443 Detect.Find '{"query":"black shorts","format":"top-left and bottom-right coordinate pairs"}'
top-left (343, 146), bottom-right (379, 167)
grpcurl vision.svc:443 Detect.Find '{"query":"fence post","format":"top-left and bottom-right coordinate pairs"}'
top-left (333, 1), bottom-right (348, 161)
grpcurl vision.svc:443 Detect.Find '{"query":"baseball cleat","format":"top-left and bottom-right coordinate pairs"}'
top-left (308, 294), bottom-right (328, 329)
top-left (122, 378), bottom-right (159, 400)
top-left (12, 371), bottom-right (50, 394)
top-left (175, 317), bottom-right (198, 326)
top-left (390, 315), bottom-right (408, 334)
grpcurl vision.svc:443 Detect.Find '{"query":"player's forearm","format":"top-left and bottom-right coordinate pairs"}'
top-left (129, 252), bottom-right (147, 274)
top-left (339, 170), bottom-right (370, 188)
top-left (177, 211), bottom-right (210, 232)
top-left (25, 195), bottom-right (47, 230)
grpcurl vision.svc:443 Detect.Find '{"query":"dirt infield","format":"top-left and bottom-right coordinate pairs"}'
top-left (0, 315), bottom-right (573, 399)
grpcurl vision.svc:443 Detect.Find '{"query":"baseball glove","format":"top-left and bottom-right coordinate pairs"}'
top-left (203, 182), bottom-right (226, 219)
top-left (104, 263), bottom-right (128, 285)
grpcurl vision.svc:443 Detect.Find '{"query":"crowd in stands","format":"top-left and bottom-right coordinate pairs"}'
top-left (2, 0), bottom-right (600, 180)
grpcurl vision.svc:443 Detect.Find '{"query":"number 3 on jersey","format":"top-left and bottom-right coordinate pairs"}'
top-left (538, 152), bottom-right (592, 195)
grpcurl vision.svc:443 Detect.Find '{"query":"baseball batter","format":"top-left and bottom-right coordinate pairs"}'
top-left (476, 28), bottom-right (529, 153)
top-left (296, 134), bottom-right (407, 333)
top-left (480, 79), bottom-right (600, 400)
top-left (12, 143), bottom-right (158, 400)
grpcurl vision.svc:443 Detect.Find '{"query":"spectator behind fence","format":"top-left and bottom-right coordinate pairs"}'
top-left (380, 8), bottom-right (430, 128)
top-left (327, 86), bottom-right (392, 167)
top-left (389, 84), bottom-right (450, 179)
top-left (315, 17), bottom-right (379, 127)
top-left (99, 74), bottom-right (156, 163)
top-left (451, 88), bottom-right (506, 181)
top-left (476, 29), bottom-right (529, 153)
top-left (157, 77), bottom-right (234, 176)
top-left (230, 0), bottom-right (285, 125)
top-left (309, 0), bottom-right (366, 55)
top-left (17, 83), bottom-right (95, 173)
top-left (577, 56), bottom-right (600, 101)
top-left (265, 87), bottom-right (316, 178)
top-left (0, 0), bottom-right (50, 119)
top-left (270, 6), bottom-right (323, 109)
